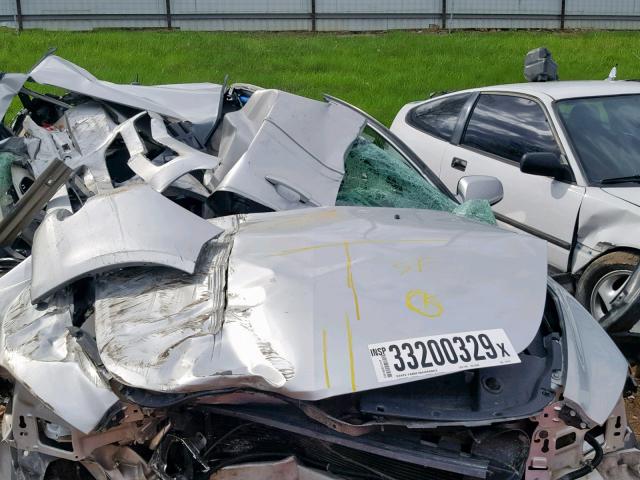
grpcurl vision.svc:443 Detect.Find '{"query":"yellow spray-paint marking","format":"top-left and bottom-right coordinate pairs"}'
top-left (322, 329), bottom-right (331, 389)
top-left (343, 242), bottom-right (361, 321)
top-left (345, 313), bottom-right (357, 392)
top-left (270, 238), bottom-right (446, 257)
top-left (394, 256), bottom-right (427, 275)
top-left (393, 261), bottom-right (412, 275)
top-left (405, 289), bottom-right (444, 318)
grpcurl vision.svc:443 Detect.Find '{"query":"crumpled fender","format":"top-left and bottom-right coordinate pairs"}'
top-left (30, 184), bottom-right (222, 304)
top-left (572, 188), bottom-right (640, 273)
top-left (548, 279), bottom-right (628, 426)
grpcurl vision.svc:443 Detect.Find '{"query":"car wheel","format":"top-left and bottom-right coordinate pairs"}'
top-left (576, 251), bottom-right (640, 322)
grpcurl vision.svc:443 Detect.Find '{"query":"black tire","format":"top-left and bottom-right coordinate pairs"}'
top-left (575, 251), bottom-right (640, 321)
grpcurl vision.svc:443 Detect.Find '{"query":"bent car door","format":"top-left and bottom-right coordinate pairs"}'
top-left (439, 93), bottom-right (585, 271)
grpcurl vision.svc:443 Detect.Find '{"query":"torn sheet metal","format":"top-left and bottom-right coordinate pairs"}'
top-left (60, 101), bottom-right (118, 155)
top-left (212, 89), bottom-right (365, 210)
top-left (69, 111), bottom-right (146, 193)
top-left (93, 217), bottom-right (289, 393)
top-left (0, 73), bottom-right (28, 121)
top-left (0, 283), bottom-right (118, 433)
top-left (30, 184), bottom-right (222, 304)
top-left (29, 55), bottom-right (222, 143)
top-left (57, 107), bottom-right (218, 195)
top-left (127, 112), bottom-right (220, 193)
top-left (21, 116), bottom-right (66, 176)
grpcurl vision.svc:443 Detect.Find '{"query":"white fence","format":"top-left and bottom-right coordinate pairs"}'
top-left (2, 0), bottom-right (640, 31)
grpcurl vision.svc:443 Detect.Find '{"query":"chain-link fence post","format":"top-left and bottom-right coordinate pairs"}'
top-left (560, 0), bottom-right (566, 29)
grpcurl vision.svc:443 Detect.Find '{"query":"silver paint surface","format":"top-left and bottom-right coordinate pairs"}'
top-left (212, 89), bottom-right (365, 209)
top-left (29, 55), bottom-right (222, 142)
top-left (0, 260), bottom-right (118, 433)
top-left (549, 279), bottom-right (629, 426)
top-left (30, 184), bottom-right (222, 303)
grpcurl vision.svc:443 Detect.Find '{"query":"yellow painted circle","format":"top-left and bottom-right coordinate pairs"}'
top-left (405, 289), bottom-right (443, 318)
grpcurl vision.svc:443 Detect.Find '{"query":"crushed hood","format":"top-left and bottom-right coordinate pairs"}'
top-left (227, 207), bottom-right (548, 399)
top-left (602, 186), bottom-right (640, 207)
top-left (94, 207), bottom-right (548, 400)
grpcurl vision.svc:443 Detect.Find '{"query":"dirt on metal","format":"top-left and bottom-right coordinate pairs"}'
top-left (627, 366), bottom-right (640, 437)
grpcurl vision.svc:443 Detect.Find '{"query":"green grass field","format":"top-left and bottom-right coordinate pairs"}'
top-left (1, 28), bottom-right (640, 124)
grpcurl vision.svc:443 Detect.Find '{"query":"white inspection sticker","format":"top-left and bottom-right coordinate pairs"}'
top-left (368, 329), bottom-right (520, 382)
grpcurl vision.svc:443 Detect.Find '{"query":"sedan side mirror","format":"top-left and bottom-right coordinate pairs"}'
top-left (520, 152), bottom-right (572, 182)
top-left (457, 175), bottom-right (504, 206)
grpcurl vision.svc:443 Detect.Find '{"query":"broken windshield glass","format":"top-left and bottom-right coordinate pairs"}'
top-left (337, 132), bottom-right (496, 225)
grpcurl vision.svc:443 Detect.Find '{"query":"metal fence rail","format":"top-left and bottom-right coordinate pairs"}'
top-left (2, 0), bottom-right (640, 31)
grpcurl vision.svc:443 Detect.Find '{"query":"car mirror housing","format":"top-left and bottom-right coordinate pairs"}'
top-left (520, 152), bottom-right (572, 182)
top-left (457, 175), bottom-right (504, 206)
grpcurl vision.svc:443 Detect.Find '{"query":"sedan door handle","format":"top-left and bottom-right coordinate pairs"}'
top-left (451, 157), bottom-right (467, 172)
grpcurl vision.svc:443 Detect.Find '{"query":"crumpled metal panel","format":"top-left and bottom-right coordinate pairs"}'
top-left (30, 184), bottom-right (222, 304)
top-left (61, 101), bottom-right (118, 155)
top-left (67, 111), bottom-right (146, 193)
top-left (224, 207), bottom-right (547, 400)
top-left (548, 279), bottom-right (628, 426)
top-left (212, 89), bottom-right (365, 210)
top-left (0, 264), bottom-right (118, 433)
top-left (0, 73), bottom-right (28, 121)
top-left (21, 117), bottom-right (70, 176)
top-left (92, 207), bottom-right (546, 397)
top-left (93, 216), bottom-right (290, 393)
top-left (0, 257), bottom-right (32, 321)
top-left (571, 187), bottom-right (640, 273)
top-left (55, 106), bottom-right (219, 195)
top-left (127, 112), bottom-right (220, 192)
top-left (28, 55), bottom-right (222, 143)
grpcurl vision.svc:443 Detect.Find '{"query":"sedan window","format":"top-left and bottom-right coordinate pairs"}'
top-left (557, 94), bottom-right (640, 185)
top-left (462, 94), bottom-right (561, 164)
top-left (408, 93), bottom-right (471, 142)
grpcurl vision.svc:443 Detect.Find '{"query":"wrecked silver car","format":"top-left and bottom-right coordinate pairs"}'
top-left (0, 55), bottom-right (638, 480)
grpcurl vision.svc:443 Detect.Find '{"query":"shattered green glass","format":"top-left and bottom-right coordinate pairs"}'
top-left (337, 139), bottom-right (496, 225)
top-left (0, 152), bottom-right (15, 214)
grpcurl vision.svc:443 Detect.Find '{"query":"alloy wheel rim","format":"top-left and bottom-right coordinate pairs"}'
top-left (590, 269), bottom-right (633, 321)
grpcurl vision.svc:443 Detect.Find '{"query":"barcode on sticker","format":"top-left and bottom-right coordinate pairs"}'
top-left (381, 354), bottom-right (392, 379)
top-left (368, 329), bottom-right (520, 382)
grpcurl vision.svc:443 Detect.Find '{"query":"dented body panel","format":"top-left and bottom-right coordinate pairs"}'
top-left (30, 184), bottom-right (222, 304)
top-left (212, 89), bottom-right (366, 210)
top-left (28, 55), bottom-right (222, 143)
top-left (548, 280), bottom-right (628, 425)
top-left (225, 207), bottom-right (547, 399)
top-left (572, 187), bottom-right (640, 273)
top-left (0, 259), bottom-right (118, 434)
